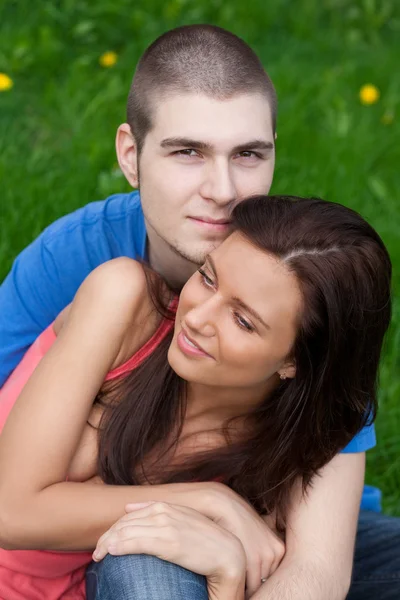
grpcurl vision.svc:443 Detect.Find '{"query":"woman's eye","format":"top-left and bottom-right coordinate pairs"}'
top-left (234, 312), bottom-right (254, 332)
top-left (198, 268), bottom-right (214, 288)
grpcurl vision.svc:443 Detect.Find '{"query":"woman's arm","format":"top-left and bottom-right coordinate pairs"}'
top-left (0, 257), bottom-right (214, 550)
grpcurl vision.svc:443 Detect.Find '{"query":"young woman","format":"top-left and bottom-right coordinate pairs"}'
top-left (0, 196), bottom-right (392, 600)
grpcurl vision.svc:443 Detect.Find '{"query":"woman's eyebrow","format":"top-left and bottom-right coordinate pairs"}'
top-left (206, 255), bottom-right (270, 330)
top-left (231, 296), bottom-right (270, 330)
top-left (205, 255), bottom-right (218, 276)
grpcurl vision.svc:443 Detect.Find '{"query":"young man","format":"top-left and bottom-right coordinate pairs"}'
top-left (0, 25), bottom-right (399, 600)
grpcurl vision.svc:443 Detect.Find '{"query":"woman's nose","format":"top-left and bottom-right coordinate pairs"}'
top-left (184, 300), bottom-right (217, 338)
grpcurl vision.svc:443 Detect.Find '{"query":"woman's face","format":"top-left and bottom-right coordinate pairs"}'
top-left (168, 232), bottom-right (302, 395)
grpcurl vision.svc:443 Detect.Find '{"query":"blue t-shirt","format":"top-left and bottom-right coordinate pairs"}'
top-left (0, 191), bottom-right (146, 385)
top-left (0, 190), bottom-right (377, 506)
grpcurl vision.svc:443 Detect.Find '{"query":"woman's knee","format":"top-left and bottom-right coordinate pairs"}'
top-left (86, 554), bottom-right (208, 600)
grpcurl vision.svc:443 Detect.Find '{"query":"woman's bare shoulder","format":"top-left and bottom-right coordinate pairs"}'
top-left (55, 258), bottom-right (163, 369)
top-left (53, 258), bottom-right (149, 335)
top-left (87, 257), bottom-right (149, 300)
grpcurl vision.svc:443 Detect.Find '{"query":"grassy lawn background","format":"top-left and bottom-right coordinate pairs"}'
top-left (1, 1), bottom-right (399, 513)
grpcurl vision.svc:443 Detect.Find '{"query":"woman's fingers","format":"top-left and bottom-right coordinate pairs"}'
top-left (245, 558), bottom-right (262, 599)
top-left (94, 502), bottom-right (206, 561)
top-left (94, 502), bottom-right (165, 559)
top-left (93, 501), bottom-right (246, 584)
top-left (125, 501), bottom-right (206, 520)
top-left (107, 498), bottom-right (281, 597)
top-left (94, 519), bottom-right (169, 561)
top-left (244, 537), bottom-right (284, 597)
top-left (95, 524), bottom-right (169, 560)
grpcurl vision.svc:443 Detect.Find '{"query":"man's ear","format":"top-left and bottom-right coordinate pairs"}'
top-left (116, 123), bottom-right (139, 188)
top-left (277, 359), bottom-right (296, 380)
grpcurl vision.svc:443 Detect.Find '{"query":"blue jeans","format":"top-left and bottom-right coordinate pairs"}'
top-left (86, 555), bottom-right (208, 600)
top-left (86, 510), bottom-right (400, 599)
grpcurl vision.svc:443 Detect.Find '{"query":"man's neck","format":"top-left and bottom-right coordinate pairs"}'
top-left (146, 232), bottom-right (199, 290)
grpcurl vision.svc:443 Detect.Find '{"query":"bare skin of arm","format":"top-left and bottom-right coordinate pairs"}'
top-left (251, 452), bottom-right (365, 600)
top-left (0, 258), bottom-right (220, 550)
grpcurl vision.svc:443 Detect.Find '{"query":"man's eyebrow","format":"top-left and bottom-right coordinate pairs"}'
top-left (206, 256), bottom-right (270, 330)
top-left (160, 137), bottom-right (213, 151)
top-left (231, 140), bottom-right (274, 154)
top-left (160, 138), bottom-right (274, 154)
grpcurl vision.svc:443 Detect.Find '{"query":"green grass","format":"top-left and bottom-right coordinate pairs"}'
top-left (1, 0), bottom-right (399, 513)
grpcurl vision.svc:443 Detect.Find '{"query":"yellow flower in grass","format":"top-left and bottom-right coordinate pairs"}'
top-left (359, 84), bottom-right (380, 105)
top-left (99, 51), bottom-right (118, 68)
top-left (0, 73), bottom-right (13, 91)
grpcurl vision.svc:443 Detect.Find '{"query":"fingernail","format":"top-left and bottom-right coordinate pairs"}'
top-left (92, 552), bottom-right (100, 562)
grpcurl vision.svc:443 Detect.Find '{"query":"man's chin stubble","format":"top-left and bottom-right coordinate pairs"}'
top-left (169, 239), bottom-right (213, 266)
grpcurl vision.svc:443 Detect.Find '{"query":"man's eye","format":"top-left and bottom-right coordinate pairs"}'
top-left (175, 149), bottom-right (199, 157)
top-left (238, 151), bottom-right (262, 159)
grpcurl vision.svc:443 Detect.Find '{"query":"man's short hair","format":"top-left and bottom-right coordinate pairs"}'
top-left (127, 24), bottom-right (277, 155)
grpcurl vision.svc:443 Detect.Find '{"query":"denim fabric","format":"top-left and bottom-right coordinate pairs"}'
top-left (86, 554), bottom-right (208, 600)
top-left (87, 510), bottom-right (400, 599)
top-left (347, 510), bottom-right (400, 600)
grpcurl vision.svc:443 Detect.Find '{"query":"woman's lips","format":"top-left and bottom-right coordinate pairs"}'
top-left (177, 329), bottom-right (213, 359)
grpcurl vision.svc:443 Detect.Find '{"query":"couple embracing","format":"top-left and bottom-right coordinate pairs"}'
top-left (0, 25), bottom-right (398, 600)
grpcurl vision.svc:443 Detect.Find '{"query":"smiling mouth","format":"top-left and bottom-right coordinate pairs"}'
top-left (184, 333), bottom-right (200, 349)
top-left (177, 327), bottom-right (213, 359)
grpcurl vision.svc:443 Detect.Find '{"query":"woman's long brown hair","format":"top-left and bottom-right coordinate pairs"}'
top-left (96, 196), bottom-right (392, 527)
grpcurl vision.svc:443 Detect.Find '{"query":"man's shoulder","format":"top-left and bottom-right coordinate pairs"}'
top-left (42, 190), bottom-right (143, 244)
top-left (9, 190), bottom-right (147, 300)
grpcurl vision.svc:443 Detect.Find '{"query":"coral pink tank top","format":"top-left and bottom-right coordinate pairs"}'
top-left (0, 313), bottom-right (175, 600)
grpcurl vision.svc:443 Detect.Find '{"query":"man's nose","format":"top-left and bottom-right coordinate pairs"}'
top-left (200, 159), bottom-right (236, 207)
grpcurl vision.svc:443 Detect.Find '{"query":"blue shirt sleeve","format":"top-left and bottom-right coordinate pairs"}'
top-left (341, 422), bottom-right (376, 453)
top-left (0, 192), bottom-right (146, 387)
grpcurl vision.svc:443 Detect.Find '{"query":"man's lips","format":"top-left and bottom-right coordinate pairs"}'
top-left (188, 216), bottom-right (232, 230)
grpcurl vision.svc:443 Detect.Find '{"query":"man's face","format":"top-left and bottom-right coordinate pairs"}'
top-left (138, 92), bottom-right (275, 266)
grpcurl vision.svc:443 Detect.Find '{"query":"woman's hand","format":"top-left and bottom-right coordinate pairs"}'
top-left (201, 483), bottom-right (286, 597)
top-left (93, 501), bottom-right (246, 600)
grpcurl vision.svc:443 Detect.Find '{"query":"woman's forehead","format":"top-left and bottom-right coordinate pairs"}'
top-left (210, 233), bottom-right (303, 328)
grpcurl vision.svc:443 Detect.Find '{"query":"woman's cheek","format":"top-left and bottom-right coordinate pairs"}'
top-left (176, 282), bottom-right (195, 315)
top-left (181, 278), bottom-right (209, 312)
